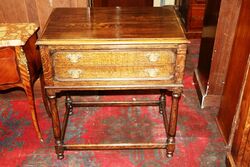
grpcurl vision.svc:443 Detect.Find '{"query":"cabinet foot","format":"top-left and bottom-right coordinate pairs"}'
top-left (166, 136), bottom-right (175, 158)
top-left (57, 153), bottom-right (64, 160)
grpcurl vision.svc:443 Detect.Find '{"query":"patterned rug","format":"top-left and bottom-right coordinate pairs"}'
top-left (0, 40), bottom-right (227, 167)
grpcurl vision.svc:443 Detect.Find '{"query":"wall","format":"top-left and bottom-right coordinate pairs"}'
top-left (0, 0), bottom-right (88, 32)
top-left (0, 0), bottom-right (174, 32)
top-left (35, 0), bottom-right (87, 32)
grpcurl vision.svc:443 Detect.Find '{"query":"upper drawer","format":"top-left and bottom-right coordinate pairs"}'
top-left (52, 50), bottom-right (176, 67)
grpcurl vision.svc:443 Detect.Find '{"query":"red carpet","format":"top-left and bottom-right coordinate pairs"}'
top-left (0, 40), bottom-right (227, 167)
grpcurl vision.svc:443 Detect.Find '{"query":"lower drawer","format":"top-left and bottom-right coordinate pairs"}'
top-left (54, 65), bottom-right (175, 81)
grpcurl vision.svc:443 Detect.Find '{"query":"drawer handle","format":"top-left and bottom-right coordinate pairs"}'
top-left (145, 68), bottom-right (159, 77)
top-left (146, 53), bottom-right (160, 62)
top-left (68, 69), bottom-right (82, 79)
top-left (66, 53), bottom-right (81, 63)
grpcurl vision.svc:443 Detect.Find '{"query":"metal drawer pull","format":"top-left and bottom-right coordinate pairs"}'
top-left (68, 69), bottom-right (82, 79)
top-left (145, 68), bottom-right (159, 77)
top-left (66, 53), bottom-right (81, 63)
top-left (146, 53), bottom-right (160, 62)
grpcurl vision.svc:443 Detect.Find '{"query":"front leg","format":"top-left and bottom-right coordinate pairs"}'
top-left (48, 94), bottom-right (64, 160)
top-left (166, 91), bottom-right (181, 157)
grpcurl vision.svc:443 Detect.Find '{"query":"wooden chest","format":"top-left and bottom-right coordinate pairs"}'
top-left (37, 7), bottom-right (189, 159)
top-left (178, 0), bottom-right (206, 38)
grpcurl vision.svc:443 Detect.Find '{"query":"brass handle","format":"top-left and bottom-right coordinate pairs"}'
top-left (68, 69), bottom-right (82, 79)
top-left (145, 68), bottom-right (159, 77)
top-left (66, 53), bottom-right (81, 63)
top-left (146, 53), bottom-right (160, 62)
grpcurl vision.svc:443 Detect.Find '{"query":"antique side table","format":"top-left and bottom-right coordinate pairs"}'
top-left (0, 23), bottom-right (49, 141)
top-left (37, 7), bottom-right (189, 159)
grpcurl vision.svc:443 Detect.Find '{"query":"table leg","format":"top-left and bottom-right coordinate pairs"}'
top-left (40, 74), bottom-right (51, 117)
top-left (160, 91), bottom-right (172, 158)
top-left (166, 91), bottom-right (181, 157)
top-left (24, 85), bottom-right (43, 142)
top-left (48, 94), bottom-right (64, 159)
top-left (16, 46), bottom-right (43, 142)
top-left (61, 96), bottom-right (72, 141)
top-left (160, 90), bottom-right (168, 135)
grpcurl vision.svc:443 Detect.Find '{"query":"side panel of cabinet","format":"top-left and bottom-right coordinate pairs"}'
top-left (218, 0), bottom-right (250, 165)
top-left (193, 0), bottom-right (243, 108)
top-left (217, 0), bottom-right (249, 143)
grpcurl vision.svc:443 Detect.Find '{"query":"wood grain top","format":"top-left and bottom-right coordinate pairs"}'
top-left (37, 7), bottom-right (188, 45)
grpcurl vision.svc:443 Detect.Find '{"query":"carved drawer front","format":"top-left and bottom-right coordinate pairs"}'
top-left (52, 50), bottom-right (176, 81)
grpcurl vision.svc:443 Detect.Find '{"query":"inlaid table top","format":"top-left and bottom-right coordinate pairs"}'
top-left (0, 23), bottom-right (38, 47)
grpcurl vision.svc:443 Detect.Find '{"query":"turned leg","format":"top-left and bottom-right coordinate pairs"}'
top-left (61, 96), bottom-right (73, 141)
top-left (160, 91), bottom-right (172, 157)
top-left (166, 91), bottom-right (181, 157)
top-left (159, 90), bottom-right (168, 135)
top-left (48, 95), bottom-right (64, 159)
top-left (67, 96), bottom-right (73, 116)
